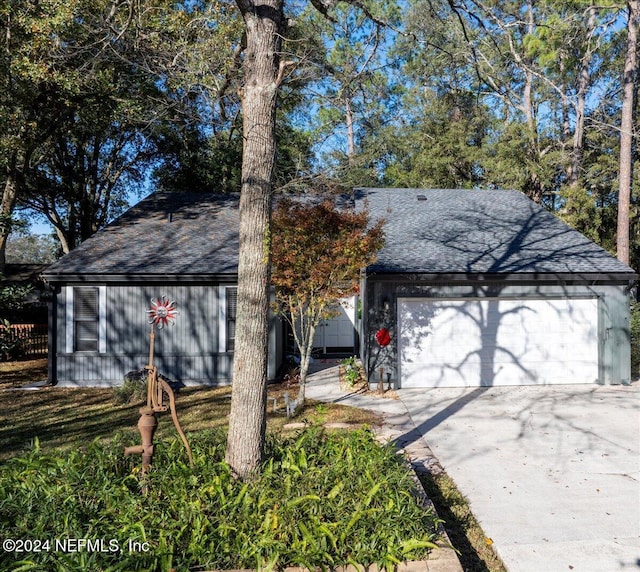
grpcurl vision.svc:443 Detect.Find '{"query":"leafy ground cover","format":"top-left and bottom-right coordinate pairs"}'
top-left (0, 428), bottom-right (441, 571)
top-left (1, 359), bottom-right (504, 571)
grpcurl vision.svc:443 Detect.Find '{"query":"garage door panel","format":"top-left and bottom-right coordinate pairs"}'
top-left (403, 353), bottom-right (482, 386)
top-left (399, 298), bottom-right (599, 388)
top-left (312, 297), bottom-right (356, 350)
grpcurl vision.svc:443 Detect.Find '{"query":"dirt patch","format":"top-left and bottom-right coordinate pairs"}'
top-left (0, 358), bottom-right (47, 389)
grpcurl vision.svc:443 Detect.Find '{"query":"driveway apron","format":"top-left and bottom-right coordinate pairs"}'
top-left (399, 384), bottom-right (640, 572)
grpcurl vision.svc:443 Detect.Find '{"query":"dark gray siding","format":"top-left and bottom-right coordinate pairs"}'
top-left (54, 284), bottom-right (233, 386)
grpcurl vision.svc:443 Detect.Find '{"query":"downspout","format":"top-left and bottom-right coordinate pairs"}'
top-left (47, 282), bottom-right (58, 386)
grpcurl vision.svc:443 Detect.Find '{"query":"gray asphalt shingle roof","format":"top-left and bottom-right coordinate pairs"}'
top-left (357, 188), bottom-right (635, 276)
top-left (44, 187), bottom-right (635, 281)
top-left (44, 191), bottom-right (240, 279)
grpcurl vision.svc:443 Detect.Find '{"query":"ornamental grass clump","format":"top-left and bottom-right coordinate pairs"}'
top-left (0, 428), bottom-right (441, 571)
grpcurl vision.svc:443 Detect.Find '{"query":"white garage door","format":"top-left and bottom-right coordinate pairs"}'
top-left (313, 297), bottom-right (357, 352)
top-left (398, 298), bottom-right (599, 387)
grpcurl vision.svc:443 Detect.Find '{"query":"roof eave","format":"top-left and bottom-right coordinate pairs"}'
top-left (41, 272), bottom-right (238, 284)
top-left (364, 270), bottom-right (637, 285)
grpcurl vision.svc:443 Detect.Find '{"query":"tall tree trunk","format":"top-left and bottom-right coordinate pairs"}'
top-left (560, 54), bottom-right (570, 144)
top-left (568, 6), bottom-right (597, 188)
top-left (53, 224), bottom-right (72, 255)
top-left (225, 0), bottom-right (284, 480)
top-left (522, 0), bottom-right (536, 135)
top-left (617, 0), bottom-right (639, 266)
top-left (0, 151), bottom-right (22, 276)
top-left (0, 176), bottom-right (17, 276)
top-left (522, 0), bottom-right (543, 204)
top-left (345, 91), bottom-right (355, 161)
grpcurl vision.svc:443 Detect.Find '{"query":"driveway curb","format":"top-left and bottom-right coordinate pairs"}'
top-left (306, 362), bottom-right (640, 571)
top-left (210, 554), bottom-right (460, 572)
top-left (303, 364), bottom-right (464, 572)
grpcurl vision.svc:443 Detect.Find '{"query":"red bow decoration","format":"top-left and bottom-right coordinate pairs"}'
top-left (375, 328), bottom-right (391, 347)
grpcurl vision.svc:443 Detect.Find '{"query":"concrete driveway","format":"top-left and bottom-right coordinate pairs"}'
top-left (399, 384), bottom-right (640, 572)
top-left (305, 365), bottom-right (640, 572)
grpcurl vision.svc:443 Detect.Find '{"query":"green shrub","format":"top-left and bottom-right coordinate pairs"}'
top-left (0, 282), bottom-right (33, 314)
top-left (0, 319), bottom-right (24, 362)
top-left (340, 356), bottom-right (363, 386)
top-left (112, 376), bottom-right (147, 405)
top-left (0, 428), bottom-right (441, 571)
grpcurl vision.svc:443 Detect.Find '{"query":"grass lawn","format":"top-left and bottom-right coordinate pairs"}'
top-left (419, 472), bottom-right (506, 572)
top-left (0, 358), bottom-right (505, 571)
top-left (0, 359), bottom-right (377, 461)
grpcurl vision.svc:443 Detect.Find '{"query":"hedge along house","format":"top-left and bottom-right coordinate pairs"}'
top-left (357, 188), bottom-right (637, 388)
top-left (42, 191), bottom-right (286, 387)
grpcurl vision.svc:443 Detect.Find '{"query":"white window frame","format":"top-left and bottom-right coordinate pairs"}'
top-left (65, 286), bottom-right (107, 353)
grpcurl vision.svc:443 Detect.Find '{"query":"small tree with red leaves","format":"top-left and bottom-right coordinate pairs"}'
top-left (271, 197), bottom-right (384, 413)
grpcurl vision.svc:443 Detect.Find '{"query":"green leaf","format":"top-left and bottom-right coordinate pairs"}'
top-left (327, 481), bottom-right (345, 499)
top-left (400, 538), bottom-right (439, 555)
top-left (286, 494), bottom-right (321, 509)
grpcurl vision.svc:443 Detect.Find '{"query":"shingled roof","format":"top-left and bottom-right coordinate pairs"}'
top-left (44, 187), bottom-right (635, 283)
top-left (43, 191), bottom-right (240, 281)
top-left (357, 188), bottom-right (636, 278)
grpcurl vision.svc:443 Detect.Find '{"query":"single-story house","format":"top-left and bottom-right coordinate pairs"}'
top-left (42, 187), bottom-right (636, 388)
top-left (41, 191), bottom-right (358, 387)
top-left (42, 192), bottom-right (275, 386)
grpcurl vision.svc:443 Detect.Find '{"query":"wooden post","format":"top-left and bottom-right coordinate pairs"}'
top-left (147, 325), bottom-right (156, 409)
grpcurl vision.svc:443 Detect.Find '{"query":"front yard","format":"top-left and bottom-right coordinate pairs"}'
top-left (1, 359), bottom-right (443, 571)
top-left (0, 359), bottom-right (376, 461)
top-left (0, 358), bottom-right (505, 571)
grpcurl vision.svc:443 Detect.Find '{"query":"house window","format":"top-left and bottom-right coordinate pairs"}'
top-left (65, 286), bottom-right (106, 353)
top-left (74, 288), bottom-right (99, 352)
top-left (219, 286), bottom-right (237, 353)
top-left (226, 287), bottom-right (237, 352)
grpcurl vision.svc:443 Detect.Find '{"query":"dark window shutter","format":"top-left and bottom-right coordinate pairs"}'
top-left (74, 288), bottom-right (99, 352)
top-left (226, 288), bottom-right (237, 352)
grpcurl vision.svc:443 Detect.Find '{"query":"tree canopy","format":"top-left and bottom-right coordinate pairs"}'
top-left (2, 0), bottom-right (637, 269)
top-left (271, 196), bottom-right (384, 411)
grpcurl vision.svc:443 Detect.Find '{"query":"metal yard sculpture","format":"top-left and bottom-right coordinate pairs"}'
top-left (124, 296), bottom-right (193, 473)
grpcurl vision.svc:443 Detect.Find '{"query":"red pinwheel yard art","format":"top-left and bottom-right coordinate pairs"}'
top-left (122, 295), bottom-right (193, 473)
top-left (147, 296), bottom-right (178, 329)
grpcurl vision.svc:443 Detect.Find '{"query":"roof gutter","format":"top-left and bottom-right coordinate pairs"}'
top-left (41, 272), bottom-right (239, 285)
top-left (363, 271), bottom-right (638, 285)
